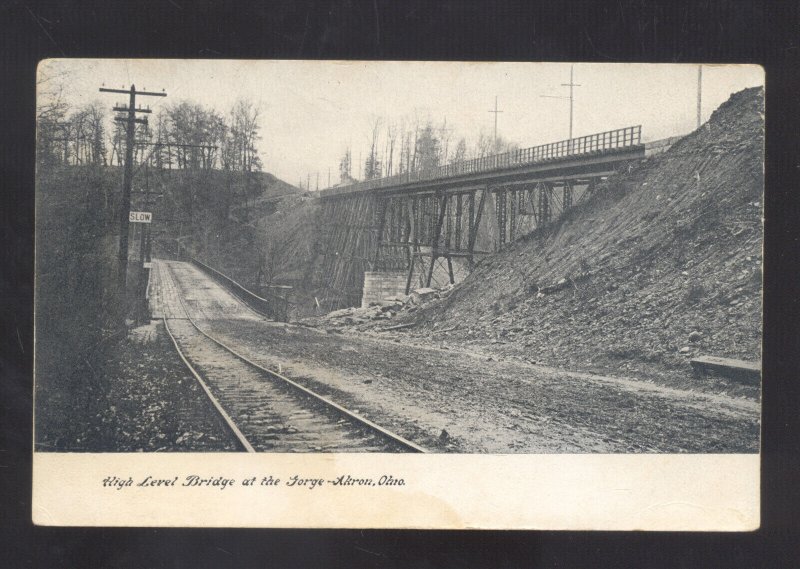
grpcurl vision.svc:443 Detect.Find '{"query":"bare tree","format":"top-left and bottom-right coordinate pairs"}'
top-left (85, 103), bottom-right (108, 166)
top-left (230, 99), bottom-right (261, 172)
top-left (364, 117), bottom-right (382, 180)
top-left (339, 147), bottom-right (352, 183)
top-left (333, 109), bottom-right (523, 181)
top-left (228, 99), bottom-right (263, 220)
top-left (35, 67), bottom-right (70, 166)
top-left (152, 110), bottom-right (171, 170)
top-left (472, 129), bottom-right (494, 159)
top-left (398, 123), bottom-right (410, 174)
top-left (415, 121), bottom-right (440, 171)
top-left (385, 121), bottom-right (397, 176)
top-left (452, 137), bottom-right (467, 164)
top-left (410, 115), bottom-right (420, 171)
top-left (36, 64), bottom-right (68, 124)
top-left (439, 118), bottom-right (453, 165)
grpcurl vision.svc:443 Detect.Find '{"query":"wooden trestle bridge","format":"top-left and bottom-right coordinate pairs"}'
top-left (317, 126), bottom-right (647, 307)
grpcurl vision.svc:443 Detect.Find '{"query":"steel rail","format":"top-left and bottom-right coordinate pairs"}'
top-left (162, 315), bottom-right (256, 452)
top-left (154, 259), bottom-right (256, 451)
top-left (162, 261), bottom-right (427, 453)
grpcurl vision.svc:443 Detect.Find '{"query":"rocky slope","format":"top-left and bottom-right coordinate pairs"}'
top-left (363, 87), bottom-right (764, 385)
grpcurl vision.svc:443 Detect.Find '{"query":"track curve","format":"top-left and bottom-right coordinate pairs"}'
top-left (156, 260), bottom-right (426, 453)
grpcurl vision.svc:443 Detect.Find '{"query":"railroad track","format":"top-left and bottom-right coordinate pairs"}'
top-left (156, 261), bottom-right (426, 453)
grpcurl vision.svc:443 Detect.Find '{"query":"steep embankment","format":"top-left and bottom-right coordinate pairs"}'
top-left (35, 165), bottom-right (125, 373)
top-left (168, 169), bottom-right (302, 285)
top-left (400, 87), bottom-right (764, 380)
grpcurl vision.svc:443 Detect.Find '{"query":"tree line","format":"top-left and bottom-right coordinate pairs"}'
top-left (35, 71), bottom-right (270, 228)
top-left (36, 82), bottom-right (262, 179)
top-left (338, 115), bottom-right (519, 185)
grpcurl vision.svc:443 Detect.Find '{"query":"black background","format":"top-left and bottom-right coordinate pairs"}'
top-left (2, 1), bottom-right (798, 567)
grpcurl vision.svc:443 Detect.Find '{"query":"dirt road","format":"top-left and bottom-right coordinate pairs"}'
top-left (152, 260), bottom-right (759, 453)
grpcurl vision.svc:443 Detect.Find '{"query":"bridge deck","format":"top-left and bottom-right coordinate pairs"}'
top-left (321, 125), bottom-right (643, 199)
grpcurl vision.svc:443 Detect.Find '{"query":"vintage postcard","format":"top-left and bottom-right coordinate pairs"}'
top-left (33, 60), bottom-right (762, 529)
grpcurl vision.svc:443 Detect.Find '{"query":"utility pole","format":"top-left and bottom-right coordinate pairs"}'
top-left (697, 65), bottom-right (703, 129)
top-left (100, 84), bottom-right (166, 329)
top-left (488, 97), bottom-right (503, 149)
top-left (134, 162), bottom-right (163, 324)
top-left (562, 65), bottom-right (581, 142)
top-left (316, 172), bottom-right (319, 191)
top-left (540, 64), bottom-right (581, 151)
top-left (328, 167), bottom-right (331, 188)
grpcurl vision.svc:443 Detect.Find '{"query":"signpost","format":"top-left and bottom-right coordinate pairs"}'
top-left (128, 210), bottom-right (153, 324)
top-left (129, 211), bottom-right (152, 223)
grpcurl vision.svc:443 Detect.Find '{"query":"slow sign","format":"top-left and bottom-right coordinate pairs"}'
top-left (129, 211), bottom-right (152, 223)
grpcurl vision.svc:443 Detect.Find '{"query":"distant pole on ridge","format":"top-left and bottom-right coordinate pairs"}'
top-left (488, 96), bottom-right (503, 148)
top-left (540, 64), bottom-right (581, 153)
top-left (562, 65), bottom-right (581, 141)
top-left (697, 65), bottom-right (703, 129)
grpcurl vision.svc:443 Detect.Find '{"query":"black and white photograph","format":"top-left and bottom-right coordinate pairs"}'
top-left (28, 59), bottom-right (767, 530)
top-left (34, 60), bottom-right (763, 456)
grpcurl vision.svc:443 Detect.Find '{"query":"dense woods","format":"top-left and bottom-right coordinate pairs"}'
top-left (34, 78), bottom-right (276, 380)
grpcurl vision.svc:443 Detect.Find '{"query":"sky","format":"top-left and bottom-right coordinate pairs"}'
top-left (39, 60), bottom-right (763, 189)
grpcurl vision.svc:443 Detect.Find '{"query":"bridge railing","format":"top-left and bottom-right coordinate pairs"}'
top-left (321, 125), bottom-right (642, 197)
top-left (191, 258), bottom-right (289, 322)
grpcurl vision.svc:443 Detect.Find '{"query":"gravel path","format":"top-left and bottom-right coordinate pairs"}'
top-left (154, 260), bottom-right (759, 453)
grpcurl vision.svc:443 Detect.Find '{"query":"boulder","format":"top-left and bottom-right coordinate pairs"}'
top-left (413, 287), bottom-right (437, 297)
top-left (327, 308), bottom-right (354, 319)
top-left (410, 288), bottom-right (438, 304)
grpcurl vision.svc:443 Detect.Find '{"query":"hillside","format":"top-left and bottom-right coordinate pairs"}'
top-left (151, 168), bottom-right (302, 282)
top-left (34, 163), bottom-right (301, 358)
top-left (378, 87), bottom-right (764, 384)
top-left (179, 191), bottom-right (324, 319)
